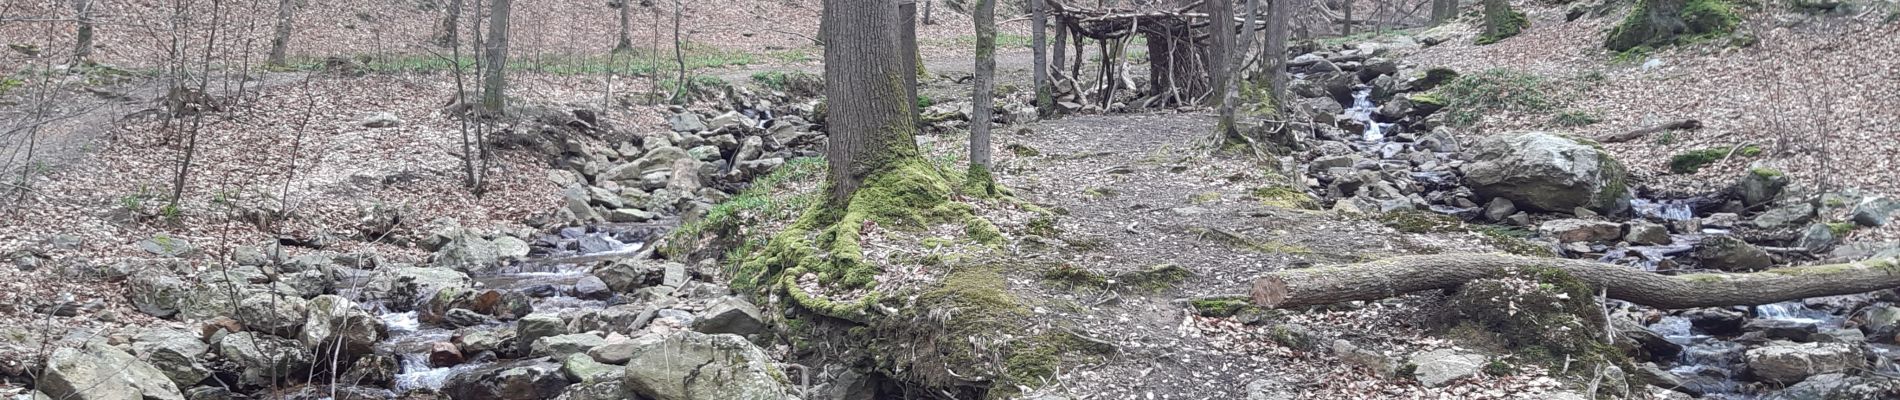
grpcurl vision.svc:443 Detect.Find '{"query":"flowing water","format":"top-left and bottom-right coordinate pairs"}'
top-left (1346, 87), bottom-right (1394, 142)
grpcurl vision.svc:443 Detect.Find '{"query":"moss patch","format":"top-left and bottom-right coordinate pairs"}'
top-left (1191, 297), bottom-right (1257, 318)
top-left (1379, 210), bottom-right (1467, 234)
top-left (1436, 267), bottom-right (1630, 384)
top-left (1477, 226), bottom-right (1558, 257)
top-left (1433, 69), bottom-right (1555, 127)
top-left (1476, 2), bottom-right (1530, 45)
top-left (1251, 185), bottom-right (1320, 210)
top-left (1668, 145), bottom-right (1759, 174)
top-left (661, 157), bottom-right (825, 261)
top-left (1606, 0), bottom-right (1740, 51)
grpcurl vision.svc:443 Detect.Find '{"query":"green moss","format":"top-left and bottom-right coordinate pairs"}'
top-left (1606, 0), bottom-right (1740, 51)
top-left (1191, 298), bottom-right (1256, 318)
top-left (1041, 264), bottom-right (1109, 289)
top-left (1828, 222), bottom-right (1855, 237)
top-left (1551, 110), bottom-right (1601, 127)
top-left (1433, 69), bottom-right (1554, 127)
top-left (1438, 267), bottom-right (1628, 379)
top-left (1409, 93), bottom-right (1447, 107)
top-left (994, 330), bottom-right (1113, 399)
top-left (1251, 185), bottom-right (1320, 210)
top-left (1476, 4), bottom-right (1530, 45)
top-left (1190, 191), bottom-right (1223, 204)
top-left (1379, 210), bottom-right (1467, 233)
top-left (1005, 143), bottom-right (1041, 157)
top-left (1738, 144), bottom-right (1763, 157)
top-left (1477, 226), bottom-right (1557, 257)
top-left (1669, 145), bottom-right (1758, 174)
top-left (1118, 264), bottom-right (1192, 292)
top-left (1025, 215), bottom-right (1059, 237)
top-left (1750, 167), bottom-right (1783, 178)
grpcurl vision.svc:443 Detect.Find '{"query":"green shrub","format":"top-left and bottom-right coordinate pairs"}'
top-left (1668, 145), bottom-right (1759, 173)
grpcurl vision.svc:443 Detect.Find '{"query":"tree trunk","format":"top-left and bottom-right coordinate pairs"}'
top-left (900, 0), bottom-right (920, 126)
top-left (71, 0), bottom-right (95, 64)
top-left (923, 0), bottom-right (935, 25)
top-left (823, 0), bottom-right (922, 203)
top-left (437, 0), bottom-right (463, 47)
top-left (1263, 0), bottom-right (1290, 112)
top-left (482, 0), bottom-right (512, 114)
top-left (1051, 16), bottom-right (1068, 81)
top-left (1250, 254), bottom-right (1900, 310)
top-left (1478, 0), bottom-right (1523, 44)
top-left (1599, 119), bottom-right (1702, 143)
top-left (669, 0), bottom-right (687, 102)
top-left (267, 0), bottom-right (297, 67)
top-left (1430, 0), bottom-right (1455, 24)
top-left (1203, 0), bottom-right (1235, 107)
top-left (1031, 0), bottom-right (1050, 114)
top-left (1342, 0), bottom-right (1353, 36)
top-left (615, 0), bottom-right (634, 52)
top-left (1215, 0), bottom-right (1261, 144)
top-left (970, 0), bottom-right (996, 174)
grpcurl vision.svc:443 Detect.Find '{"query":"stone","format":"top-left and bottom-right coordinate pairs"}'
top-left (137, 235), bottom-right (195, 257)
top-left (1743, 318), bottom-right (1818, 341)
top-left (432, 234), bottom-right (504, 274)
top-left (588, 341), bottom-right (639, 365)
top-left (621, 331), bottom-right (791, 400)
top-left (1814, 328), bottom-right (1865, 343)
top-left (127, 273), bottom-right (191, 319)
top-left (132, 328), bottom-right (211, 388)
top-left (1778, 373), bottom-right (1900, 399)
top-left (1462, 132), bottom-right (1630, 214)
top-left (217, 332), bottom-right (314, 388)
top-left (445, 308), bottom-right (495, 327)
top-left (1853, 197), bottom-right (1897, 227)
top-left (443, 361), bottom-right (570, 400)
top-left (668, 113), bottom-right (706, 133)
top-left (1312, 154), bottom-right (1359, 170)
top-left (532, 332), bottom-right (608, 357)
top-left (1538, 219), bottom-right (1624, 243)
top-left (359, 112), bottom-right (402, 128)
top-left (1624, 221), bottom-right (1673, 245)
top-left (300, 295), bottom-right (385, 364)
top-left (517, 313), bottom-right (568, 351)
top-left (1798, 222), bottom-right (1839, 252)
top-left (686, 145), bottom-right (721, 162)
top-left (456, 325), bottom-right (516, 355)
top-left (593, 260), bottom-right (665, 292)
top-left (1867, 305), bottom-right (1900, 333)
top-left (1481, 197), bottom-right (1517, 222)
top-left (1745, 342), bottom-right (1864, 384)
top-left (1703, 213), bottom-right (1741, 229)
top-left (662, 262), bottom-right (689, 288)
top-left (1693, 236), bottom-right (1774, 271)
top-left (492, 236), bottom-right (531, 259)
top-left (1611, 319), bottom-right (1682, 361)
top-left (363, 266), bottom-right (473, 310)
top-left (562, 186), bottom-right (603, 223)
top-left (1754, 202), bottom-right (1815, 230)
top-left (1735, 168), bottom-right (1789, 207)
top-left (599, 146), bottom-right (693, 183)
top-left (562, 353), bottom-right (622, 383)
top-left (237, 292), bottom-right (308, 337)
top-left (430, 341), bottom-right (465, 367)
top-left (606, 208), bottom-right (657, 223)
top-left (1245, 378), bottom-right (1296, 400)
top-left (40, 342), bottom-right (185, 400)
top-left (573, 276), bottom-right (613, 300)
top-left (693, 297), bottom-right (767, 336)
top-left (1409, 348), bottom-right (1487, 387)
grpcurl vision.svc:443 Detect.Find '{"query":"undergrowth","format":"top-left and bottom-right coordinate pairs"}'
top-left (1433, 69), bottom-right (1555, 126)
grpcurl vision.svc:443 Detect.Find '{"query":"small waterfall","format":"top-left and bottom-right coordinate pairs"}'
top-left (1631, 198), bottom-right (1695, 221)
top-left (1754, 302), bottom-right (1825, 324)
top-left (1346, 87), bottom-right (1392, 142)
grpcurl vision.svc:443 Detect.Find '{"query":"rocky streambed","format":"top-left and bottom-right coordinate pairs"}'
top-left (1275, 42), bottom-right (1900, 398)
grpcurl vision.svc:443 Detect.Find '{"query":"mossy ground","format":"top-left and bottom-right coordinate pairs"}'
top-left (1605, 0), bottom-right (1741, 52)
top-left (1668, 144), bottom-right (1760, 173)
top-left (1433, 69), bottom-right (1554, 127)
top-left (1436, 267), bottom-right (1633, 391)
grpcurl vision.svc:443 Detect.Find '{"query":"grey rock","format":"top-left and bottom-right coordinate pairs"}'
top-left (137, 235), bottom-right (195, 257)
top-left (1538, 219), bottom-right (1623, 243)
top-left (693, 297), bottom-right (767, 335)
top-left (1798, 223), bottom-right (1840, 252)
top-left (599, 146), bottom-right (693, 183)
top-left (1693, 236), bottom-right (1774, 271)
top-left (443, 361), bottom-right (570, 400)
top-left (606, 208), bottom-right (658, 223)
top-left (127, 273), bottom-right (191, 318)
top-left (1463, 132), bottom-right (1630, 214)
top-left (300, 295), bottom-right (385, 363)
top-left (492, 236), bottom-right (531, 259)
top-left (562, 186), bottom-right (603, 223)
top-left (1754, 202), bottom-right (1815, 230)
top-left (132, 328), bottom-right (211, 388)
top-left (1624, 221), bottom-right (1673, 245)
top-left (362, 266), bottom-right (472, 310)
top-left (359, 112), bottom-right (402, 128)
top-left (517, 313), bottom-right (568, 351)
top-left (237, 292), bottom-right (307, 336)
top-left (573, 276), bottom-right (613, 300)
top-left (668, 113), bottom-right (706, 133)
top-left (532, 332), bottom-right (608, 357)
top-left (41, 342), bottom-right (185, 400)
top-left (445, 308), bottom-right (496, 327)
top-left (561, 353), bottom-right (622, 383)
top-left (1409, 348), bottom-right (1487, 387)
top-left (588, 341), bottom-right (639, 365)
top-left (1735, 169), bottom-right (1789, 207)
top-left (554, 380), bottom-right (628, 400)
top-left (1744, 318), bottom-right (1818, 341)
top-left (432, 234), bottom-right (504, 274)
top-left (217, 332), bottom-right (313, 388)
top-left (1745, 342), bottom-right (1863, 384)
top-left (1703, 213), bottom-right (1741, 229)
top-left (621, 331), bottom-right (792, 400)
top-left (1853, 197), bottom-right (1897, 227)
top-left (1779, 373), bottom-right (1900, 400)
top-left (593, 260), bottom-right (666, 292)
top-left (1245, 378), bottom-right (1296, 400)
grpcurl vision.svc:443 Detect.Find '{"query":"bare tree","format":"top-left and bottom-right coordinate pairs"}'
top-left (1031, 0), bottom-right (1051, 113)
top-left (969, 0), bottom-right (997, 192)
top-left (1263, 0), bottom-right (1291, 109)
top-left (1204, 0), bottom-right (1235, 107)
top-left (267, 0), bottom-right (298, 67)
top-left (667, 0), bottom-right (686, 102)
top-left (1214, 0), bottom-right (1260, 145)
top-left (614, 0), bottom-right (634, 52)
top-left (71, 0), bottom-right (95, 64)
top-left (1342, 0), bottom-right (1353, 36)
top-left (481, 0), bottom-right (512, 114)
top-left (822, 0), bottom-right (921, 202)
top-left (1430, 0), bottom-right (1455, 24)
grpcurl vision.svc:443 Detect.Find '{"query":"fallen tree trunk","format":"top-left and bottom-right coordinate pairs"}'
top-left (1598, 119), bottom-right (1701, 143)
top-left (1250, 254), bottom-right (1900, 309)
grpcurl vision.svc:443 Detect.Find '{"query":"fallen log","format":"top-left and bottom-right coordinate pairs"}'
top-left (1598, 119), bottom-right (1701, 143)
top-left (1250, 253), bottom-right (1900, 309)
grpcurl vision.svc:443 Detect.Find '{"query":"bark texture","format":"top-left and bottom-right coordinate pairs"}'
top-left (615, 0), bottom-right (634, 52)
top-left (823, 0), bottom-right (920, 203)
top-left (267, 0), bottom-right (298, 66)
top-left (481, 0), bottom-right (513, 114)
top-left (900, 0), bottom-right (920, 125)
top-left (1031, 0), bottom-right (1051, 113)
top-left (1215, 0), bottom-right (1261, 143)
top-left (1263, 0), bottom-right (1290, 111)
top-left (1251, 254), bottom-right (1900, 310)
top-left (1203, 0), bottom-right (1235, 107)
top-left (72, 0), bottom-right (95, 63)
top-left (969, 0), bottom-right (996, 172)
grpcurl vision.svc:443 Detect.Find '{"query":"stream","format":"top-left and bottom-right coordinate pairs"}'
top-left (1334, 83), bottom-right (1892, 398)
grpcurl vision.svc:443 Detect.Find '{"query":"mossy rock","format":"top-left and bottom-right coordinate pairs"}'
top-left (1379, 209), bottom-right (1467, 233)
top-left (1477, 2), bottom-right (1530, 45)
top-left (1436, 267), bottom-right (1631, 385)
top-left (1668, 144), bottom-right (1759, 174)
top-left (1251, 185), bottom-right (1320, 210)
top-left (1606, 0), bottom-right (1740, 51)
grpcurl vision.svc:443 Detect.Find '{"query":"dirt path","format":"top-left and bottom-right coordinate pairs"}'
top-left (981, 111), bottom-right (1551, 398)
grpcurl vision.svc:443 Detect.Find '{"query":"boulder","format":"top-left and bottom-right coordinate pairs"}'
top-left (217, 332), bottom-right (314, 388)
top-left (1735, 169), bottom-right (1789, 207)
top-left (1481, 198), bottom-right (1518, 222)
top-left (432, 234), bottom-right (504, 273)
top-left (1754, 202), bottom-right (1815, 230)
top-left (561, 353), bottom-right (622, 383)
top-left (443, 361), bottom-right (570, 400)
top-left (363, 266), bottom-right (472, 310)
top-left (237, 292), bottom-right (308, 337)
top-left (1463, 132), bottom-right (1630, 214)
top-left (127, 273), bottom-right (191, 318)
top-left (132, 328), bottom-right (212, 388)
top-left (1853, 197), bottom-right (1897, 227)
top-left (431, 341), bottom-right (465, 367)
top-left (531, 332), bottom-right (608, 357)
top-left (668, 113), bottom-right (706, 133)
top-left (1745, 342), bottom-right (1864, 384)
top-left (599, 147), bottom-right (693, 183)
top-left (693, 297), bottom-right (768, 336)
top-left (359, 112), bottom-right (402, 128)
top-left (517, 313), bottom-right (568, 351)
top-left (300, 295), bottom-right (386, 363)
top-left (1538, 219), bottom-right (1623, 243)
top-left (622, 331), bottom-right (792, 400)
top-left (573, 276), bottom-right (614, 300)
top-left (1624, 221), bottom-right (1673, 245)
top-left (593, 260), bottom-right (666, 292)
top-left (1409, 348), bottom-right (1486, 387)
top-left (588, 341), bottom-right (639, 365)
top-left (137, 235), bottom-right (196, 258)
top-left (40, 342), bottom-right (185, 400)
top-left (1692, 236), bottom-right (1774, 271)
top-left (1779, 373), bottom-right (1900, 399)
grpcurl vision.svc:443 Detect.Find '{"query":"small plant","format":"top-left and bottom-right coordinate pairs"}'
top-left (160, 203), bottom-right (184, 222)
top-left (1653, 132), bottom-right (1677, 145)
top-left (0, 75), bottom-right (23, 95)
top-left (916, 94), bottom-right (935, 109)
top-left (1551, 110), bottom-right (1601, 127)
top-left (1434, 69), bottom-right (1554, 127)
top-left (1668, 144), bottom-right (1762, 174)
